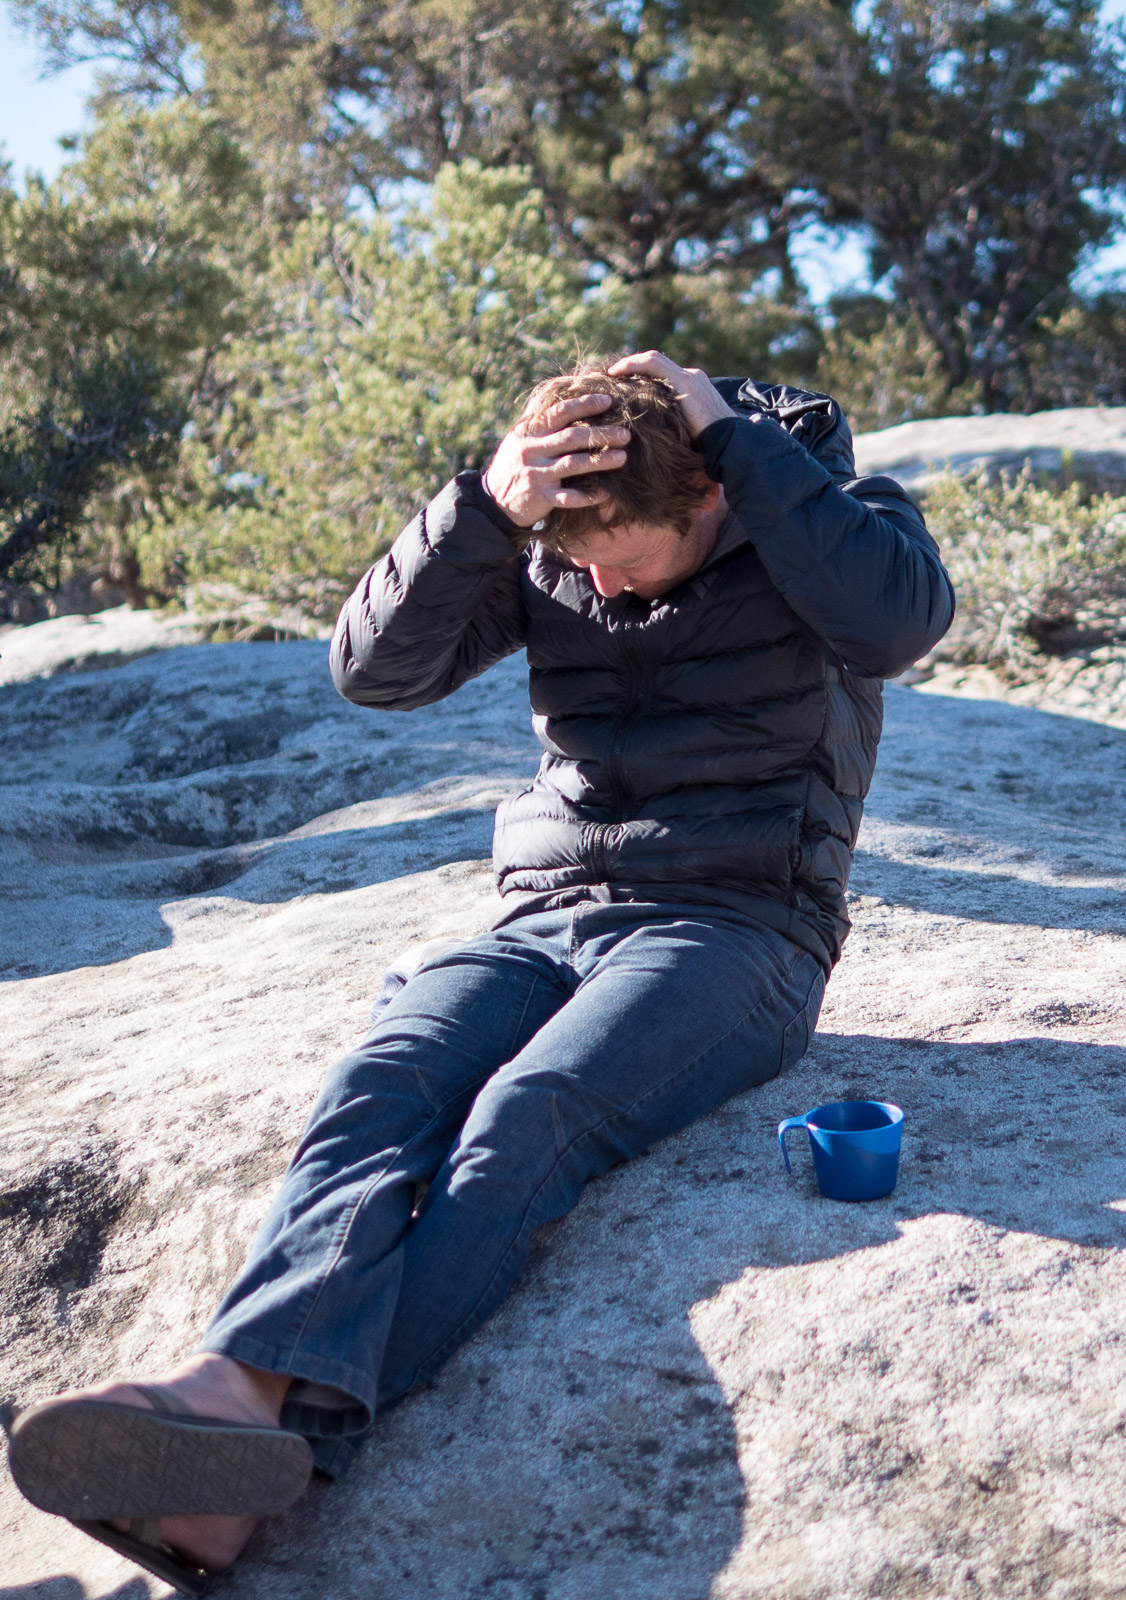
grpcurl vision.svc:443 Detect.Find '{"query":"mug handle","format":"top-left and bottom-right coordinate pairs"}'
top-left (777, 1115), bottom-right (809, 1175)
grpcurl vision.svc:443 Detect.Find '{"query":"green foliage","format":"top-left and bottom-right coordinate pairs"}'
top-left (656, 274), bottom-right (822, 386)
top-left (815, 300), bottom-right (975, 433)
top-left (0, 351), bottom-right (178, 587)
top-left (496, 0), bottom-right (794, 319)
top-left (1029, 290), bottom-right (1126, 409)
top-left (11, 0), bottom-right (798, 321)
top-left (155, 163), bottom-right (624, 617)
top-left (926, 467), bottom-right (1126, 669)
top-left (0, 100), bottom-right (261, 381)
top-left (4, 0), bottom-right (1126, 623)
top-left (0, 99), bottom-right (265, 597)
top-left (756, 0), bottom-right (1126, 411)
top-left (10, 0), bottom-right (1126, 422)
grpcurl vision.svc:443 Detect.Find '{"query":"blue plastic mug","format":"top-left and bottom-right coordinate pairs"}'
top-left (778, 1100), bottom-right (904, 1201)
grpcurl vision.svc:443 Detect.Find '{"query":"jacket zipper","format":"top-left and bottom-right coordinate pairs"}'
top-left (588, 821), bottom-right (610, 881)
top-left (585, 625), bottom-right (646, 882)
top-left (607, 627), bottom-right (647, 821)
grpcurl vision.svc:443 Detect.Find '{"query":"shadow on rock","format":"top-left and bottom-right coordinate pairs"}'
top-left (741, 1032), bottom-right (1126, 1260)
top-left (3, 1034), bottom-right (1123, 1598)
top-left (850, 851), bottom-right (1126, 936)
top-left (1, 802), bottom-right (499, 981)
top-left (0, 1585), bottom-right (150, 1600)
top-left (0, 898), bottom-right (175, 982)
top-left (218, 1030), bottom-right (1126, 1599)
top-left (257, 1303), bottom-right (746, 1600)
top-left (0, 646), bottom-right (535, 981)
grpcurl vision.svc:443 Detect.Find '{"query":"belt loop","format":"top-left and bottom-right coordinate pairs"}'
top-left (567, 903), bottom-right (581, 971)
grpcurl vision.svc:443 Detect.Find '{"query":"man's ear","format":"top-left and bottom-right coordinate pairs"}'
top-left (696, 475), bottom-right (722, 510)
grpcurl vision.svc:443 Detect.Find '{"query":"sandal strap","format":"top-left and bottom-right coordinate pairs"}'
top-left (128, 1516), bottom-right (165, 1546)
top-left (132, 1382), bottom-right (196, 1417)
top-left (73, 1519), bottom-right (208, 1598)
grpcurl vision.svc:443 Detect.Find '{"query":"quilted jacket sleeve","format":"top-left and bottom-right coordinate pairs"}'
top-left (330, 472), bottom-right (527, 710)
top-left (697, 407), bottom-right (955, 679)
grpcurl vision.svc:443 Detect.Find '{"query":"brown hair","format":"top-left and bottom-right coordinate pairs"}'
top-left (522, 366), bottom-right (713, 549)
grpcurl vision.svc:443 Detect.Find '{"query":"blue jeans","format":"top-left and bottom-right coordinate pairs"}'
top-left (200, 900), bottom-right (825, 1477)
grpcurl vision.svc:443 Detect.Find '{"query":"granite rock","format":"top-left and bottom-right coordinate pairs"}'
top-left (2, 617), bottom-right (1126, 1600)
top-left (853, 406), bottom-right (1126, 496)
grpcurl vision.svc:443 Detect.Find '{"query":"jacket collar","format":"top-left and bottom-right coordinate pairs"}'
top-left (690, 507), bottom-right (749, 589)
top-left (704, 507), bottom-right (748, 564)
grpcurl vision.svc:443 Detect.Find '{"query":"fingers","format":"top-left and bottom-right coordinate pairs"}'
top-left (517, 415), bottom-right (630, 484)
top-left (607, 350), bottom-right (732, 437)
top-left (525, 423), bottom-right (630, 463)
top-left (520, 392), bottom-right (613, 437)
top-left (546, 484), bottom-right (609, 509)
top-left (485, 397), bottom-right (627, 525)
top-left (553, 423), bottom-right (631, 453)
top-left (528, 449), bottom-right (627, 482)
top-left (608, 350), bottom-right (685, 382)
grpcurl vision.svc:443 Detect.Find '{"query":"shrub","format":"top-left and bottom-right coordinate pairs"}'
top-left (153, 162), bottom-right (623, 619)
top-left (926, 466), bottom-right (1126, 671)
top-left (816, 307), bottom-right (972, 435)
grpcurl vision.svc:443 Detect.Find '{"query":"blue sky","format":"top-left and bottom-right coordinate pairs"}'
top-left (2, 0), bottom-right (1125, 302)
top-left (0, 6), bottom-right (97, 181)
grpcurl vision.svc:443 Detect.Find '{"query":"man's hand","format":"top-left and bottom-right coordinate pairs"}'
top-left (483, 394), bottom-right (631, 529)
top-left (608, 351), bottom-right (735, 439)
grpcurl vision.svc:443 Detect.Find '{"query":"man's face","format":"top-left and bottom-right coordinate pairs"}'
top-left (563, 516), bottom-right (714, 600)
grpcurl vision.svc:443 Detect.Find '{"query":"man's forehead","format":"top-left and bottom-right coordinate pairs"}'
top-left (564, 520), bottom-right (677, 560)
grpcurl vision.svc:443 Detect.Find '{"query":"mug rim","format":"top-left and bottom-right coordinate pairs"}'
top-left (806, 1099), bottom-right (904, 1131)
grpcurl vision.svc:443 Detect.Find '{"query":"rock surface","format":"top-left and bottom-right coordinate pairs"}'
top-left (2, 614), bottom-right (1126, 1600)
top-left (919, 653), bottom-right (1126, 734)
top-left (0, 607), bottom-right (206, 687)
top-left (853, 406), bottom-right (1126, 495)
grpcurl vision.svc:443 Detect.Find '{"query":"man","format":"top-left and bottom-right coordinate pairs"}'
top-left (6, 352), bottom-right (953, 1593)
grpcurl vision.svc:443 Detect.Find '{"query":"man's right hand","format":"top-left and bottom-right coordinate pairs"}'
top-left (483, 394), bottom-right (630, 529)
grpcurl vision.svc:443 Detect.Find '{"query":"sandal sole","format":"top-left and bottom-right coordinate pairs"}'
top-left (8, 1399), bottom-right (313, 1519)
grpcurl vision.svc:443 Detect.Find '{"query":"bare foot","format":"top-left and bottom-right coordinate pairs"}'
top-left (56, 1352), bottom-right (293, 1573)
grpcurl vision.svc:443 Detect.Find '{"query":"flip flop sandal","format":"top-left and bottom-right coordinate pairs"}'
top-left (73, 1518), bottom-right (210, 1597)
top-left (4, 1382), bottom-right (313, 1589)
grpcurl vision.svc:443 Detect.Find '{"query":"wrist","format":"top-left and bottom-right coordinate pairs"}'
top-left (687, 396), bottom-right (737, 440)
top-left (481, 467), bottom-right (537, 530)
top-left (472, 471), bottom-right (533, 540)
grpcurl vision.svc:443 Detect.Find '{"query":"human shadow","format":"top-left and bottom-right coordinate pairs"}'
top-left (0, 1584), bottom-right (148, 1600)
top-left (852, 688), bottom-right (1126, 931)
top-left (6, 1034), bottom-right (1124, 1597)
top-left (874, 686), bottom-right (1126, 857)
top-left (705, 1031), bottom-right (1126, 1264)
top-left (219, 1030), bottom-right (1126, 1598)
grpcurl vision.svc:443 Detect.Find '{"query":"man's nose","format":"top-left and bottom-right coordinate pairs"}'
top-left (588, 565), bottom-right (629, 597)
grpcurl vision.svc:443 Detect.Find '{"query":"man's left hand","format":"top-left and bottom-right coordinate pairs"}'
top-left (608, 351), bottom-right (735, 439)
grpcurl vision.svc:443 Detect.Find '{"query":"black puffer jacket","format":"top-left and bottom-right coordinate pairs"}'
top-left (331, 379), bottom-right (954, 969)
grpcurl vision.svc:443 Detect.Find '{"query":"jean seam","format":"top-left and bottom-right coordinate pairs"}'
top-left (403, 946), bottom-right (820, 1388)
top-left (281, 966), bottom-right (563, 1361)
